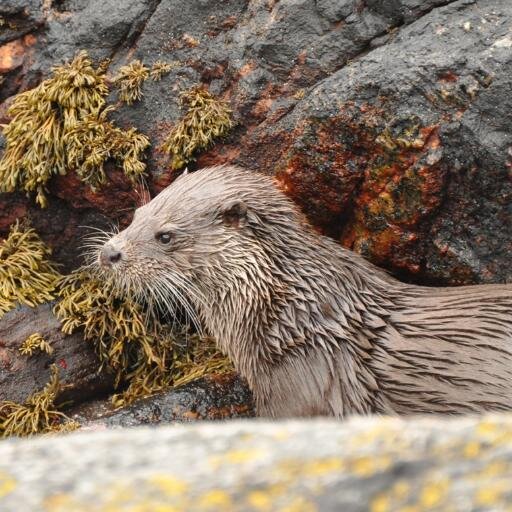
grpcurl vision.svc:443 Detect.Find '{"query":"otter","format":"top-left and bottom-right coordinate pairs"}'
top-left (97, 165), bottom-right (512, 418)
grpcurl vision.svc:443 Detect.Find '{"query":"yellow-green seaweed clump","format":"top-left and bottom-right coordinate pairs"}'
top-left (54, 270), bottom-right (175, 407)
top-left (150, 60), bottom-right (178, 81)
top-left (66, 108), bottom-right (150, 189)
top-left (113, 60), bottom-right (150, 104)
top-left (0, 222), bottom-right (61, 318)
top-left (0, 51), bottom-right (150, 207)
top-left (19, 333), bottom-right (54, 356)
top-left (0, 365), bottom-right (79, 437)
top-left (171, 335), bottom-right (234, 389)
top-left (54, 270), bottom-right (233, 407)
top-left (162, 86), bottom-right (234, 170)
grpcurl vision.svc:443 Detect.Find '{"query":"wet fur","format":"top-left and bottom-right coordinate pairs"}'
top-left (100, 165), bottom-right (512, 418)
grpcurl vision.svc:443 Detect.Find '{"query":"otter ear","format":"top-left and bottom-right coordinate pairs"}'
top-left (221, 200), bottom-right (248, 228)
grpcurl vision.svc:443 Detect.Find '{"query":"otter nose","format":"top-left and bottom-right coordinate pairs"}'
top-left (99, 244), bottom-right (122, 267)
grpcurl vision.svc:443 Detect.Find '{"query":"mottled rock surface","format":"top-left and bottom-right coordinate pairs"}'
top-left (0, 414), bottom-right (511, 511)
top-left (70, 373), bottom-right (254, 427)
top-left (0, 303), bottom-right (112, 404)
top-left (1, 0), bottom-right (510, 284)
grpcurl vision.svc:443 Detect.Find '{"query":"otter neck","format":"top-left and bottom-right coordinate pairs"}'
top-left (195, 225), bottom-right (396, 416)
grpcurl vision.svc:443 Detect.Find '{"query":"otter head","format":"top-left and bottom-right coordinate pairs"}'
top-left (95, 165), bottom-right (303, 336)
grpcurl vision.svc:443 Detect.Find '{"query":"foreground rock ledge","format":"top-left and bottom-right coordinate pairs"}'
top-left (0, 415), bottom-right (511, 511)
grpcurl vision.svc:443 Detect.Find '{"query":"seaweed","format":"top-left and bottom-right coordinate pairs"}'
top-left (150, 60), bottom-right (178, 81)
top-left (162, 86), bottom-right (234, 170)
top-left (54, 269), bottom-right (232, 407)
top-left (0, 220), bottom-right (232, 412)
top-left (113, 60), bottom-right (150, 104)
top-left (0, 51), bottom-right (150, 207)
top-left (171, 335), bottom-right (234, 389)
top-left (19, 333), bottom-right (54, 356)
top-left (66, 107), bottom-right (150, 189)
top-left (0, 222), bottom-right (61, 318)
top-left (0, 365), bottom-right (79, 437)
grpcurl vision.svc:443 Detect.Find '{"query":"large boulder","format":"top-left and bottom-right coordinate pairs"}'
top-left (0, 414), bottom-right (511, 510)
top-left (1, 0), bottom-right (510, 284)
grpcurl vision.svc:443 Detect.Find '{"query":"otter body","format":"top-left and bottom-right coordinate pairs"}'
top-left (99, 166), bottom-right (512, 418)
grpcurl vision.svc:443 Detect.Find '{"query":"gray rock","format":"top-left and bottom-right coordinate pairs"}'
top-left (238, 0), bottom-right (512, 285)
top-left (0, 303), bottom-right (112, 404)
top-left (69, 373), bottom-right (254, 428)
top-left (0, 0), bottom-right (44, 45)
top-left (0, 414), bottom-right (511, 510)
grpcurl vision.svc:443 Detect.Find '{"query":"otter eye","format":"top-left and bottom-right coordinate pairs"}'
top-left (156, 232), bottom-right (173, 245)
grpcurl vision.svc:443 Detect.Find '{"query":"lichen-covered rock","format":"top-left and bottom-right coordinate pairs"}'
top-left (240, 0), bottom-right (512, 285)
top-left (2, 0), bottom-right (510, 284)
top-left (0, 414), bottom-right (511, 511)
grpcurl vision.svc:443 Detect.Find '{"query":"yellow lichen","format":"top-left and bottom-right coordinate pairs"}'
top-left (0, 365), bottom-right (79, 437)
top-left (148, 475), bottom-right (189, 497)
top-left (19, 333), bottom-right (54, 356)
top-left (0, 51), bottom-right (149, 207)
top-left (150, 60), bottom-right (179, 81)
top-left (0, 471), bottom-right (16, 498)
top-left (113, 60), bottom-right (150, 104)
top-left (0, 222), bottom-right (61, 318)
top-left (53, 270), bottom-right (232, 407)
top-left (419, 480), bottom-right (450, 508)
top-left (197, 490), bottom-right (233, 509)
top-left (162, 86), bottom-right (234, 170)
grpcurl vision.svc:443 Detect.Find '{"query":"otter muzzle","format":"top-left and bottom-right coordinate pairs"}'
top-left (99, 244), bottom-right (122, 267)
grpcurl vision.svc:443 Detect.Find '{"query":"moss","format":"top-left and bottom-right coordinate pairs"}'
top-left (54, 270), bottom-right (232, 407)
top-left (150, 60), bottom-right (179, 81)
top-left (0, 51), bottom-right (150, 207)
top-left (162, 86), bottom-right (234, 170)
top-left (0, 365), bottom-right (79, 437)
top-left (19, 333), bottom-right (54, 356)
top-left (0, 222), bottom-right (61, 318)
top-left (113, 60), bottom-right (150, 104)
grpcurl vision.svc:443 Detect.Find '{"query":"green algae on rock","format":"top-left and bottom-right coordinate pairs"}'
top-left (0, 222), bottom-right (61, 319)
top-left (0, 51), bottom-right (150, 207)
top-left (162, 86), bottom-right (234, 170)
top-left (0, 365), bottom-right (79, 438)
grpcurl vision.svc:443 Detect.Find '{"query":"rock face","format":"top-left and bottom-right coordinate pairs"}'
top-left (0, 303), bottom-right (113, 404)
top-left (1, 0), bottom-right (510, 284)
top-left (0, 414), bottom-right (511, 511)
